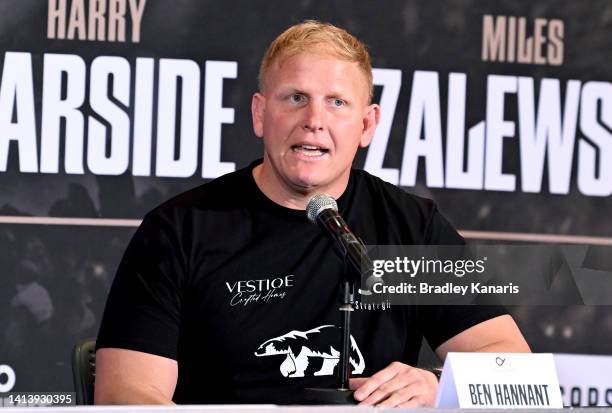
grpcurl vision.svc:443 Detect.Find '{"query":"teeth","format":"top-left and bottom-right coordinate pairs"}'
top-left (292, 145), bottom-right (327, 157)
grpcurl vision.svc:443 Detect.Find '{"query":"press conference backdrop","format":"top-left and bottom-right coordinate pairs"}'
top-left (0, 0), bottom-right (611, 399)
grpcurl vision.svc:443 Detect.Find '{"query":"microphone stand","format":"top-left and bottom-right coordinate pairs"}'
top-left (303, 254), bottom-right (358, 404)
top-left (338, 276), bottom-right (355, 391)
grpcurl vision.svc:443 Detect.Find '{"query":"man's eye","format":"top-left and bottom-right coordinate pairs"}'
top-left (332, 98), bottom-right (345, 107)
top-left (290, 94), bottom-right (304, 103)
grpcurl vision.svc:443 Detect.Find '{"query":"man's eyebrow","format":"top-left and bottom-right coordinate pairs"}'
top-left (273, 87), bottom-right (354, 100)
top-left (327, 89), bottom-right (348, 98)
top-left (326, 89), bottom-right (353, 102)
top-left (274, 87), bottom-right (309, 97)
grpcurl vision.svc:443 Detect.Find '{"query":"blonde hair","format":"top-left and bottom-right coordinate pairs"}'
top-left (258, 20), bottom-right (373, 101)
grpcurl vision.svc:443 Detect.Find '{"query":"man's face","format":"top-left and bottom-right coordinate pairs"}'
top-left (252, 52), bottom-right (379, 198)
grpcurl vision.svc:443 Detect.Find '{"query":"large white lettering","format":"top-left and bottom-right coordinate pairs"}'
top-left (1, 53), bottom-right (610, 198)
top-left (518, 78), bottom-right (580, 194)
top-left (400, 70), bottom-right (444, 188)
top-left (132, 57), bottom-right (154, 176)
top-left (0, 52), bottom-right (38, 172)
top-left (578, 82), bottom-right (612, 196)
top-left (0, 364), bottom-right (16, 393)
top-left (445, 73), bottom-right (485, 189)
top-left (202, 60), bottom-right (237, 179)
top-left (155, 59), bottom-right (200, 177)
top-left (485, 75), bottom-right (516, 191)
top-left (364, 68), bottom-right (402, 184)
top-left (40, 53), bottom-right (86, 174)
top-left (87, 56), bottom-right (131, 175)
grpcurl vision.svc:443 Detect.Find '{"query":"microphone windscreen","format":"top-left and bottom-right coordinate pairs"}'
top-left (306, 194), bottom-right (338, 224)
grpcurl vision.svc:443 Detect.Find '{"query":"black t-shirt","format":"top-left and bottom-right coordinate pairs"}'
top-left (97, 160), bottom-right (506, 404)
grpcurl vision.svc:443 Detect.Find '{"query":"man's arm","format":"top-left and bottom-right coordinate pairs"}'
top-left (350, 314), bottom-right (530, 407)
top-left (94, 348), bottom-right (178, 405)
top-left (436, 314), bottom-right (530, 358)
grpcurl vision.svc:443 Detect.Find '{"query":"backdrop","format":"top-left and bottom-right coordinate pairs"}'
top-left (0, 0), bottom-right (611, 396)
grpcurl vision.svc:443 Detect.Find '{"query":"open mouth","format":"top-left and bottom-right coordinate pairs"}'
top-left (291, 144), bottom-right (329, 157)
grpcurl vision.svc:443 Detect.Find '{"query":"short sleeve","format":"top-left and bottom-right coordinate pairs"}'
top-left (418, 305), bottom-right (509, 351)
top-left (96, 210), bottom-right (186, 360)
top-left (419, 205), bottom-right (509, 350)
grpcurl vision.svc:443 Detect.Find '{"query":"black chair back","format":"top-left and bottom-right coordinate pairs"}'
top-left (72, 339), bottom-right (96, 405)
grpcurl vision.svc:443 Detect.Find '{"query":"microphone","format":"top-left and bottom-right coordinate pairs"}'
top-left (306, 194), bottom-right (373, 282)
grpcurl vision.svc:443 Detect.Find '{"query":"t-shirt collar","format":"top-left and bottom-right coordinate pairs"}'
top-left (246, 158), bottom-right (353, 218)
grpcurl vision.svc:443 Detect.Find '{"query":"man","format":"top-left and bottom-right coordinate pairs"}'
top-left (95, 20), bottom-right (529, 407)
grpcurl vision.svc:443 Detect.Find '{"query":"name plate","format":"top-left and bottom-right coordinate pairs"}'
top-left (555, 353), bottom-right (612, 407)
top-left (436, 352), bottom-right (563, 408)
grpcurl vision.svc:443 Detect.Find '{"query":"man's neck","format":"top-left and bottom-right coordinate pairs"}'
top-left (252, 163), bottom-right (349, 210)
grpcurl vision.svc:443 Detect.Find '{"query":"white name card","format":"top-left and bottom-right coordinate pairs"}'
top-left (555, 353), bottom-right (612, 407)
top-left (436, 352), bottom-right (563, 409)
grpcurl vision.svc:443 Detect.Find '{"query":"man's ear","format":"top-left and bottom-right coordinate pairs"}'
top-left (359, 103), bottom-right (381, 147)
top-left (252, 92), bottom-right (266, 138)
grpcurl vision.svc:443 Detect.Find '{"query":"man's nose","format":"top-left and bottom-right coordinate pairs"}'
top-left (303, 101), bottom-right (325, 132)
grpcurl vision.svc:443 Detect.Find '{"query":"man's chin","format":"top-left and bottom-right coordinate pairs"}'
top-left (284, 174), bottom-right (331, 193)
top-left (285, 172), bottom-right (348, 197)
top-left (289, 180), bottom-right (324, 193)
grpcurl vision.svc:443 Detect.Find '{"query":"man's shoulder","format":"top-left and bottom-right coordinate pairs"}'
top-left (148, 167), bottom-right (250, 220)
top-left (349, 169), bottom-right (463, 244)
top-left (351, 169), bottom-right (438, 217)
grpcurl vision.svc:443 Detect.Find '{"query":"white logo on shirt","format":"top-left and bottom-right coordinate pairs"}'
top-left (254, 325), bottom-right (365, 378)
top-left (225, 275), bottom-right (294, 307)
